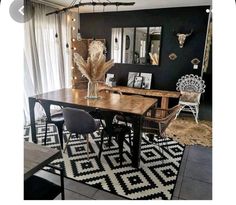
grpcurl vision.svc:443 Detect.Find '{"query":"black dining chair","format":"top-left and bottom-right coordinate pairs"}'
top-left (38, 100), bottom-right (64, 149)
top-left (98, 111), bottom-right (132, 166)
top-left (62, 108), bottom-right (100, 159)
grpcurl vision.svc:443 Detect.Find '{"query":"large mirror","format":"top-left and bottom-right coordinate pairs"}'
top-left (122, 28), bottom-right (134, 64)
top-left (147, 27), bottom-right (162, 65)
top-left (111, 26), bottom-right (162, 66)
top-left (111, 28), bottom-right (122, 63)
top-left (134, 27), bottom-right (148, 64)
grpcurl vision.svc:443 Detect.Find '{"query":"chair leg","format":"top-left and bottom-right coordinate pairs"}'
top-left (128, 131), bottom-right (132, 154)
top-left (44, 122), bottom-right (48, 145)
top-left (195, 105), bottom-right (199, 124)
top-left (63, 133), bottom-right (72, 153)
top-left (108, 135), bottom-right (112, 148)
top-left (56, 124), bottom-right (64, 150)
top-left (86, 134), bottom-right (90, 160)
top-left (75, 133), bottom-right (79, 138)
top-left (118, 133), bottom-right (125, 166)
top-left (175, 105), bottom-right (184, 120)
top-left (98, 129), bottom-right (105, 160)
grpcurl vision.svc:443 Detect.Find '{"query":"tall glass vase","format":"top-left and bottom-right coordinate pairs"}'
top-left (87, 81), bottom-right (99, 99)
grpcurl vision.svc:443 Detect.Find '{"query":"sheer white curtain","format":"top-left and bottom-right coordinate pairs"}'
top-left (24, 3), bottom-right (72, 124)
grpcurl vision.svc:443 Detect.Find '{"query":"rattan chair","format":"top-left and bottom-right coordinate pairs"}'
top-left (142, 105), bottom-right (182, 143)
top-left (175, 74), bottom-right (206, 123)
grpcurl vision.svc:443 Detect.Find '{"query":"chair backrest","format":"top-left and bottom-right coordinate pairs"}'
top-left (37, 99), bottom-right (63, 122)
top-left (143, 105), bottom-right (182, 137)
top-left (158, 105), bottom-right (182, 135)
top-left (176, 74), bottom-right (206, 93)
top-left (63, 108), bottom-right (97, 134)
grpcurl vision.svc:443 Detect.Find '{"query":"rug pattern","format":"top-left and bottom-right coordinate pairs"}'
top-left (24, 124), bottom-right (184, 200)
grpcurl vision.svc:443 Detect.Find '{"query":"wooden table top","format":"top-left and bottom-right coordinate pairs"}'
top-left (101, 85), bottom-right (180, 98)
top-left (24, 142), bottom-right (60, 180)
top-left (33, 88), bottom-right (157, 116)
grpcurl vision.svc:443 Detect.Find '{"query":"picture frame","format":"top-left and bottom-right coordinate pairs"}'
top-left (127, 72), bottom-right (139, 87)
top-left (140, 73), bottom-right (152, 89)
top-left (133, 76), bottom-right (143, 88)
top-left (105, 73), bottom-right (115, 86)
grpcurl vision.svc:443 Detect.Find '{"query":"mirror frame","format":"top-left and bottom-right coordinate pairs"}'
top-left (111, 26), bottom-right (162, 66)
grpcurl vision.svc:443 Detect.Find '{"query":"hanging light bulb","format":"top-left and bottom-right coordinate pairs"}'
top-left (65, 11), bottom-right (70, 49)
top-left (55, 13), bottom-right (58, 39)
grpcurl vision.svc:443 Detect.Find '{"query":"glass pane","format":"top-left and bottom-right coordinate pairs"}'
top-left (147, 27), bottom-right (162, 65)
top-left (134, 27), bottom-right (148, 64)
top-left (111, 28), bottom-right (122, 63)
top-left (122, 28), bottom-right (134, 64)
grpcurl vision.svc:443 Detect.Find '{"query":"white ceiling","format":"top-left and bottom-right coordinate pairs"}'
top-left (35, 0), bottom-right (212, 13)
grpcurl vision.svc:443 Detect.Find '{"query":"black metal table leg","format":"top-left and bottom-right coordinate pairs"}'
top-left (29, 97), bottom-right (37, 143)
top-left (131, 115), bottom-right (143, 168)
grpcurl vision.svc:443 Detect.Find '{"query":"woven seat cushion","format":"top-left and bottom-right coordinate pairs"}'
top-left (180, 91), bottom-right (200, 103)
top-left (24, 175), bottom-right (61, 200)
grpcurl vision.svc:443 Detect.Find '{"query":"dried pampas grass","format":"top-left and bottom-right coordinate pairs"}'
top-left (74, 41), bottom-right (114, 82)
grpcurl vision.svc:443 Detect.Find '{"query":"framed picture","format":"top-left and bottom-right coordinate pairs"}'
top-left (140, 73), bottom-right (152, 89)
top-left (133, 76), bottom-right (143, 88)
top-left (105, 73), bottom-right (114, 86)
top-left (127, 72), bottom-right (139, 87)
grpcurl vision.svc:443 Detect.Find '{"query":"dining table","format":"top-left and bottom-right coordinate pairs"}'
top-left (28, 88), bottom-right (157, 168)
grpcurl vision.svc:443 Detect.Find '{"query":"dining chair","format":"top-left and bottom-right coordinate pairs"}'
top-left (175, 74), bottom-right (206, 123)
top-left (98, 111), bottom-right (132, 166)
top-left (37, 100), bottom-right (64, 149)
top-left (90, 87), bottom-right (132, 144)
top-left (62, 108), bottom-right (100, 159)
top-left (142, 104), bottom-right (182, 148)
top-left (115, 94), bottom-right (151, 144)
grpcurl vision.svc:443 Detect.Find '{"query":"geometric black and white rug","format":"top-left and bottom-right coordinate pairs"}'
top-left (24, 123), bottom-right (184, 200)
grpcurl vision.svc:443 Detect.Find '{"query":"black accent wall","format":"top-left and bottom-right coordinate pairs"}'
top-left (80, 6), bottom-right (210, 91)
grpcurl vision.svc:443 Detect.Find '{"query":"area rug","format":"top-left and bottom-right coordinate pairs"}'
top-left (24, 124), bottom-right (184, 200)
top-left (166, 117), bottom-right (212, 147)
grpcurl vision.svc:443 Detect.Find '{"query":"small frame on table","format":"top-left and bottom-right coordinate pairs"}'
top-left (127, 72), bottom-right (139, 87)
top-left (140, 73), bottom-right (152, 89)
top-left (105, 73), bottom-right (115, 86)
top-left (133, 76), bottom-right (143, 88)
